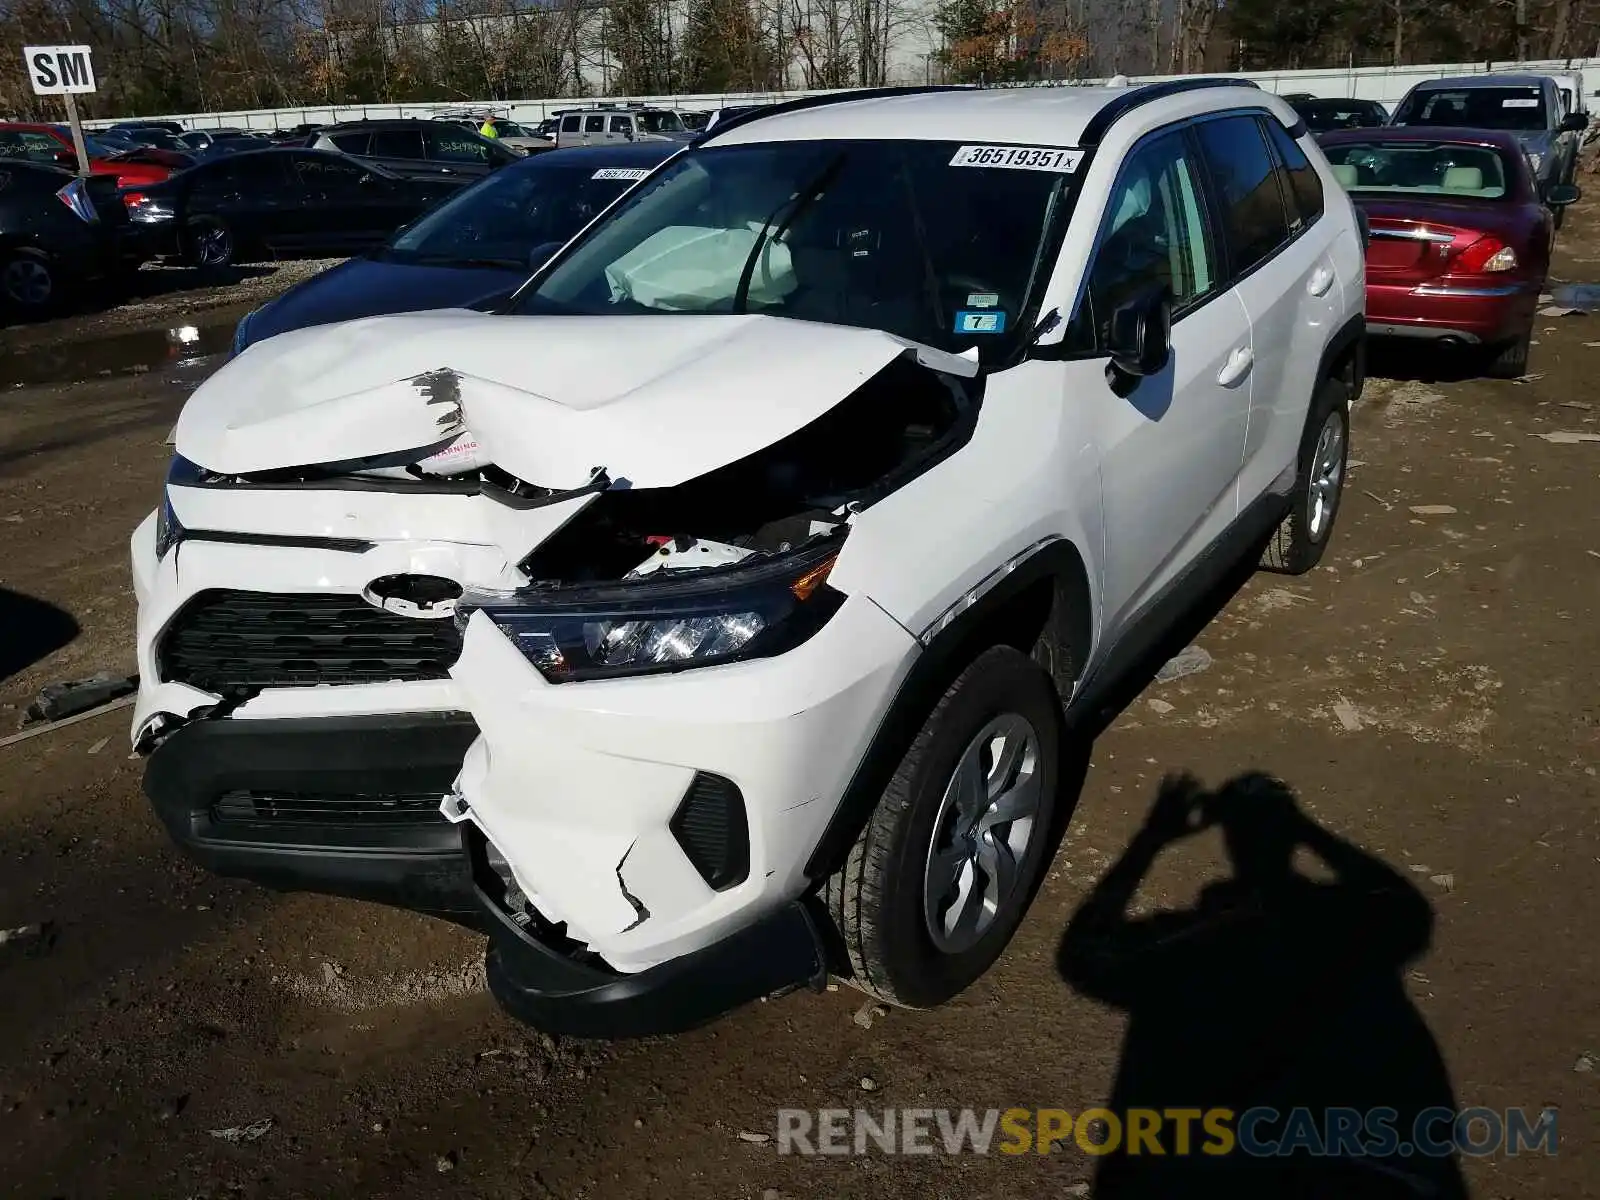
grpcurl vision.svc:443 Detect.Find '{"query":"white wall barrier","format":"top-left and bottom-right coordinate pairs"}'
top-left (89, 56), bottom-right (1600, 132)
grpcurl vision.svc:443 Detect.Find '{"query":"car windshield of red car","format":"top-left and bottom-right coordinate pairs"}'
top-left (1323, 141), bottom-right (1510, 199)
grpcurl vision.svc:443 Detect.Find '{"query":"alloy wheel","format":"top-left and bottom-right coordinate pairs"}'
top-left (1306, 410), bottom-right (1345, 542)
top-left (922, 713), bottom-right (1043, 955)
top-left (2, 258), bottom-right (52, 308)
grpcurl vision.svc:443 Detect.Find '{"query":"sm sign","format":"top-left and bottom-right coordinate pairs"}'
top-left (24, 44), bottom-right (97, 95)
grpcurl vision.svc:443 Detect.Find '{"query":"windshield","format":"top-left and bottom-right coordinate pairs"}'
top-left (513, 140), bottom-right (1071, 360)
top-left (382, 157), bottom-right (662, 268)
top-left (637, 111), bottom-right (684, 134)
top-left (1323, 141), bottom-right (1511, 199)
top-left (1394, 87), bottom-right (1548, 132)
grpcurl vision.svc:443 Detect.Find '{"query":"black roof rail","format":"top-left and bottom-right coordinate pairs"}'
top-left (1078, 76), bottom-right (1262, 146)
top-left (695, 84), bottom-right (977, 143)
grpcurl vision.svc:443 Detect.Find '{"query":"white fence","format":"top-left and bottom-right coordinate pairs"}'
top-left (90, 56), bottom-right (1600, 132)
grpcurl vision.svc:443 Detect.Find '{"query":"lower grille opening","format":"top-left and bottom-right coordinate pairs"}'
top-left (671, 772), bottom-right (750, 891)
top-left (211, 788), bottom-right (448, 828)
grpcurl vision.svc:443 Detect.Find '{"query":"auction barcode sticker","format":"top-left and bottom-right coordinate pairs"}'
top-left (949, 145), bottom-right (1083, 172)
top-left (592, 167), bottom-right (652, 181)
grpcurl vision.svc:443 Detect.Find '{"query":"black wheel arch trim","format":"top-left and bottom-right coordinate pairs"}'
top-left (803, 538), bottom-right (1088, 882)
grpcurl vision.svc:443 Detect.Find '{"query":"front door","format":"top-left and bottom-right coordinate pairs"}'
top-left (1064, 126), bottom-right (1254, 629)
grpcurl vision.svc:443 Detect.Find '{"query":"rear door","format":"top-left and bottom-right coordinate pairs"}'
top-left (187, 154), bottom-right (296, 247)
top-left (287, 153), bottom-right (388, 250)
top-left (1194, 112), bottom-right (1339, 510)
top-left (367, 127), bottom-right (427, 178)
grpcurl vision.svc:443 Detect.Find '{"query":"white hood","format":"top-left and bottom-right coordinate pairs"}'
top-left (176, 310), bottom-right (971, 490)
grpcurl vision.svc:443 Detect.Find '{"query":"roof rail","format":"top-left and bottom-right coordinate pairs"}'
top-left (1078, 76), bottom-right (1261, 146)
top-left (696, 84), bottom-right (977, 143)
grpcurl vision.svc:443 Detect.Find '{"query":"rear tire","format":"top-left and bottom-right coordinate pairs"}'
top-left (1486, 327), bottom-right (1532, 379)
top-left (185, 217), bottom-right (235, 270)
top-left (1261, 376), bottom-right (1350, 575)
top-left (0, 248), bottom-right (59, 315)
top-left (826, 646), bottom-right (1064, 1009)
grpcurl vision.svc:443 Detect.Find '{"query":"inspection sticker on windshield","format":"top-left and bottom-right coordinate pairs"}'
top-left (956, 310), bottom-right (1007, 334)
top-left (591, 167), bottom-right (652, 180)
top-left (949, 145), bottom-right (1083, 172)
top-left (1502, 97), bottom-right (1540, 108)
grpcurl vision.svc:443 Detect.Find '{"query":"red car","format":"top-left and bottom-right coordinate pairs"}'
top-left (0, 122), bottom-right (175, 190)
top-left (1319, 126), bottom-right (1576, 377)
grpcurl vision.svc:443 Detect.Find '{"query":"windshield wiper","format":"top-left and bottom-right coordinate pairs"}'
top-left (401, 251), bottom-right (526, 270)
top-left (733, 152), bottom-right (847, 314)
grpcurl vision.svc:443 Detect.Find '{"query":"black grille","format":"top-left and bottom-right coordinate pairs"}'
top-left (159, 589), bottom-right (462, 694)
top-left (211, 788), bottom-right (447, 827)
top-left (670, 772), bottom-right (750, 891)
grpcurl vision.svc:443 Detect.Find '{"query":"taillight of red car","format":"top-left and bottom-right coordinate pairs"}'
top-left (1447, 233), bottom-right (1520, 275)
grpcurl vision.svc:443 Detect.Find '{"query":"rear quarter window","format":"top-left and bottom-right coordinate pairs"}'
top-left (330, 132), bottom-right (371, 155)
top-left (1264, 119), bottom-right (1324, 229)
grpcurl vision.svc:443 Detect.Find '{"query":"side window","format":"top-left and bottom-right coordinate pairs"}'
top-left (1193, 114), bottom-right (1292, 277)
top-left (293, 154), bottom-right (368, 191)
top-left (584, 115), bottom-right (605, 134)
top-left (371, 129), bottom-right (424, 159)
top-left (330, 131), bottom-right (370, 156)
top-left (1066, 130), bottom-right (1217, 352)
top-left (560, 115), bottom-right (580, 133)
top-left (609, 115), bottom-right (632, 135)
top-left (425, 127), bottom-right (490, 163)
top-left (1262, 118), bottom-right (1323, 230)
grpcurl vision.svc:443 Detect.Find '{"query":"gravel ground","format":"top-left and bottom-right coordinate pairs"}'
top-left (0, 205), bottom-right (1596, 1199)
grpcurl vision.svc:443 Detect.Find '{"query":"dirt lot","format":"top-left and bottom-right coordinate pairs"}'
top-left (0, 211), bottom-right (1596, 1200)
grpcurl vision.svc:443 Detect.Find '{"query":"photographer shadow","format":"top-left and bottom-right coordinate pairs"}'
top-left (1057, 772), bottom-right (1466, 1199)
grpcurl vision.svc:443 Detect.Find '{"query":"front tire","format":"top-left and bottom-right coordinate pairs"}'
top-left (1261, 376), bottom-right (1350, 575)
top-left (826, 646), bottom-right (1064, 1008)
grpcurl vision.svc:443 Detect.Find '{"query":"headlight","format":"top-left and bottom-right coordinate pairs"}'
top-left (460, 539), bottom-right (846, 682)
top-left (154, 455), bottom-right (206, 559)
top-left (154, 490), bottom-right (184, 559)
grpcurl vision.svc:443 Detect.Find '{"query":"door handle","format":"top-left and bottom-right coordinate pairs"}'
top-left (1308, 265), bottom-right (1335, 296)
top-left (1217, 346), bottom-right (1254, 388)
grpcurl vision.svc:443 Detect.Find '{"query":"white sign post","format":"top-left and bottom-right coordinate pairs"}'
top-left (23, 45), bottom-right (96, 178)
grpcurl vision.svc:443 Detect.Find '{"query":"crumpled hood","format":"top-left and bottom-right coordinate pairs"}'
top-left (176, 309), bottom-right (970, 490)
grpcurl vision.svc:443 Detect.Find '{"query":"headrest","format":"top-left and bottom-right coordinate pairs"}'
top-left (1442, 166), bottom-right (1484, 191)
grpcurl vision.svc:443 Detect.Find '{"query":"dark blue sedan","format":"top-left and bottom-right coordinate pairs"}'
top-left (232, 140), bottom-right (679, 353)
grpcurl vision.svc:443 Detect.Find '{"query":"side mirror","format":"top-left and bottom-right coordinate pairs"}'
top-left (1548, 182), bottom-right (1581, 206)
top-left (1560, 112), bottom-right (1588, 133)
top-left (1105, 288), bottom-right (1172, 388)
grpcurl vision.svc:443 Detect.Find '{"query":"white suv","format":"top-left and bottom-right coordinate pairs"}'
top-left (132, 82), bottom-right (1365, 1036)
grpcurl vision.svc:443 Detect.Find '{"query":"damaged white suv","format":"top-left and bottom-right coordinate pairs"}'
top-left (132, 82), bottom-right (1364, 1036)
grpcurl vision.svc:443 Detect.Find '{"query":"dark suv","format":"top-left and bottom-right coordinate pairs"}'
top-left (311, 118), bottom-right (518, 181)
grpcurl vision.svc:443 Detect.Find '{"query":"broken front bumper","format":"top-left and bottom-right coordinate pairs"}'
top-left (470, 827), bottom-right (829, 1036)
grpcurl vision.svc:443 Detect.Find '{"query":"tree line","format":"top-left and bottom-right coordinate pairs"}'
top-left (1, 0), bottom-right (1596, 121)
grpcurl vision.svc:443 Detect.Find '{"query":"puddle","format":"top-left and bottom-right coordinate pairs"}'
top-left (0, 320), bottom-right (235, 390)
top-left (1547, 282), bottom-right (1600, 311)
